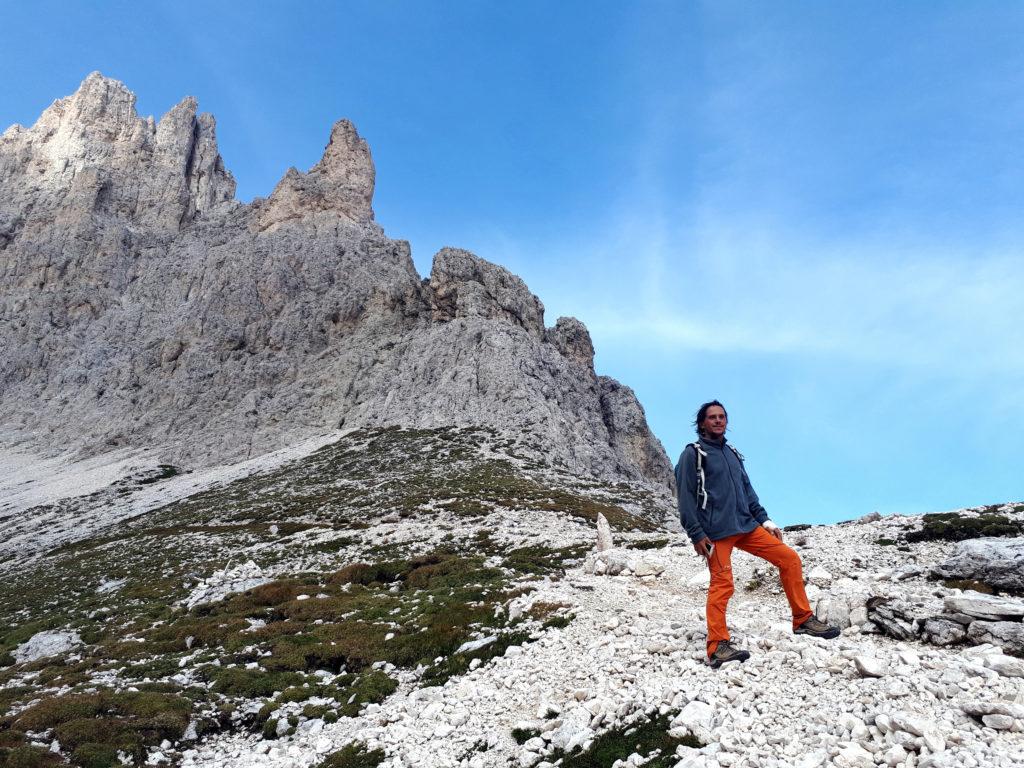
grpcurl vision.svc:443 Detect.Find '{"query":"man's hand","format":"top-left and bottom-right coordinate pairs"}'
top-left (763, 520), bottom-right (783, 541)
top-left (693, 536), bottom-right (714, 560)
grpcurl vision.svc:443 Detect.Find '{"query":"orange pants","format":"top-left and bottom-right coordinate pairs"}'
top-left (706, 525), bottom-right (814, 657)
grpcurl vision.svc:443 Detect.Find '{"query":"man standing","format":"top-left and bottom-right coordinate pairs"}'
top-left (676, 400), bottom-right (839, 668)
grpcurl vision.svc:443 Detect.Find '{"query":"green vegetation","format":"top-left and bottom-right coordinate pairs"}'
top-left (511, 726), bottom-right (541, 745)
top-left (905, 510), bottom-right (1022, 543)
top-left (625, 538), bottom-right (670, 551)
top-left (2, 691), bottom-right (191, 768)
top-left (317, 743), bottom-right (385, 768)
top-left (534, 711), bottom-right (702, 768)
top-left (138, 465), bottom-right (182, 485)
top-left (875, 538), bottom-right (896, 546)
top-left (0, 426), bottom-right (664, 765)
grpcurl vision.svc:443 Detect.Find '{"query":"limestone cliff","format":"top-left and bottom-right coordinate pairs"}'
top-left (0, 73), bottom-right (672, 489)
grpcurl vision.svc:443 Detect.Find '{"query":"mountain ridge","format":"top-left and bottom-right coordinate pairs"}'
top-left (0, 73), bottom-right (672, 491)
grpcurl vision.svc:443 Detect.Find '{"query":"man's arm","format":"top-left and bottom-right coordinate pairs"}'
top-left (740, 463), bottom-right (769, 525)
top-left (740, 463), bottom-right (782, 539)
top-left (676, 446), bottom-right (708, 544)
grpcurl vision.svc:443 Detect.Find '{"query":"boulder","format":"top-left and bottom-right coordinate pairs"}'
top-left (920, 618), bottom-right (967, 646)
top-left (865, 597), bottom-right (922, 640)
top-left (671, 700), bottom-right (714, 743)
top-left (853, 656), bottom-right (887, 678)
top-left (931, 537), bottom-right (1024, 594)
top-left (814, 596), bottom-right (851, 629)
top-left (806, 566), bottom-right (832, 587)
top-left (984, 654), bottom-right (1024, 678)
top-left (966, 620), bottom-right (1024, 655)
top-left (14, 630), bottom-right (82, 663)
top-left (943, 592), bottom-right (1024, 621)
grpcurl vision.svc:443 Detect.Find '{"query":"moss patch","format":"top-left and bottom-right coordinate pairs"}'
top-left (539, 711), bottom-right (701, 768)
top-left (317, 743), bottom-right (386, 768)
top-left (905, 512), bottom-right (1022, 543)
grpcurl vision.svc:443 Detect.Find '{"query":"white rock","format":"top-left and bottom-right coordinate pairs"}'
top-left (672, 700), bottom-right (714, 743)
top-left (984, 654), bottom-right (1024, 678)
top-left (943, 593), bottom-right (1024, 620)
top-left (686, 570), bottom-right (710, 588)
top-left (596, 513), bottom-right (614, 552)
top-left (13, 630), bottom-right (82, 663)
top-left (457, 636), bottom-right (497, 654)
top-left (882, 744), bottom-right (907, 766)
top-left (634, 561), bottom-right (663, 578)
top-left (889, 712), bottom-right (931, 737)
top-left (807, 566), bottom-right (833, 587)
top-left (794, 751), bottom-right (828, 768)
top-left (853, 656), bottom-right (887, 678)
top-left (833, 742), bottom-right (873, 768)
top-left (981, 714), bottom-right (1015, 730)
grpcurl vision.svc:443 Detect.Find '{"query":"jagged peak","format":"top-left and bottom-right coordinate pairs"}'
top-left (256, 118), bottom-right (375, 232)
top-left (428, 247), bottom-right (546, 338)
top-left (55, 71), bottom-right (138, 125)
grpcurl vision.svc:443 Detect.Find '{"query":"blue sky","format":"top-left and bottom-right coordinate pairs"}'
top-left (2, 1), bottom-right (1021, 524)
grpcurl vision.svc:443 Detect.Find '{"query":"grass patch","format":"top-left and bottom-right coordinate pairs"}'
top-left (318, 743), bottom-right (385, 768)
top-left (138, 465), bottom-right (181, 485)
top-left (7, 690), bottom-right (191, 767)
top-left (504, 545), bottom-right (589, 575)
top-left (512, 727), bottom-right (541, 745)
top-left (541, 711), bottom-right (701, 768)
top-left (875, 538), bottom-right (896, 546)
top-left (420, 629), bottom-right (533, 686)
top-left (625, 538), bottom-right (670, 551)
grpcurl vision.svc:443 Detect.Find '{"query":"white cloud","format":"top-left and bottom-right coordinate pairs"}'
top-left (487, 208), bottom-right (1024, 381)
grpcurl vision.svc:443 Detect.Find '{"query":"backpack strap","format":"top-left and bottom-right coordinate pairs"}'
top-left (727, 444), bottom-right (745, 463)
top-left (692, 441), bottom-right (709, 510)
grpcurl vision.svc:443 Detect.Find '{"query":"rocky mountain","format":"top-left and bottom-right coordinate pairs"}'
top-left (0, 73), bottom-right (671, 490)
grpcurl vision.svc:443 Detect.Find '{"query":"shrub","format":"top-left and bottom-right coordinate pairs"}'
top-left (905, 512), bottom-right (1021, 543)
top-left (318, 743), bottom-right (385, 768)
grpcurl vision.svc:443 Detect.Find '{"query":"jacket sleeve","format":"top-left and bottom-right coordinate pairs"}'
top-left (675, 446), bottom-right (708, 544)
top-left (741, 463), bottom-right (769, 525)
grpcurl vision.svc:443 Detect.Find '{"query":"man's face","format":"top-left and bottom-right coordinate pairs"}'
top-left (702, 405), bottom-right (727, 439)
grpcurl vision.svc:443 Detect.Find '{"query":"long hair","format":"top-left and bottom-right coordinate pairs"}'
top-left (694, 400), bottom-right (727, 436)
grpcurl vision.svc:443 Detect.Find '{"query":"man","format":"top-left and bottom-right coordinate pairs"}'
top-left (676, 400), bottom-right (839, 668)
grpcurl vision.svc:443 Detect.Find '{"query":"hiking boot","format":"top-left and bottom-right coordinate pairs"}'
top-left (707, 640), bottom-right (751, 668)
top-left (794, 616), bottom-right (840, 639)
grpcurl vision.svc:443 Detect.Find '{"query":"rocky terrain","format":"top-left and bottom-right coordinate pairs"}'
top-left (1, 426), bottom-right (1023, 768)
top-left (0, 73), bottom-right (670, 490)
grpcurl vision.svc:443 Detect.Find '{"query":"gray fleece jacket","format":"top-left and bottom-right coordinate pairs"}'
top-left (674, 436), bottom-right (769, 544)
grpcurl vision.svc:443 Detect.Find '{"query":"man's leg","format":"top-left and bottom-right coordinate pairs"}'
top-left (706, 534), bottom-right (740, 657)
top-left (735, 526), bottom-right (814, 629)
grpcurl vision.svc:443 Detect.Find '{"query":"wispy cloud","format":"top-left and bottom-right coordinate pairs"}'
top-left (516, 210), bottom-right (1024, 380)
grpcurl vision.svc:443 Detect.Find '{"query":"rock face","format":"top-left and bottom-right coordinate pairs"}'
top-left (0, 73), bottom-right (672, 490)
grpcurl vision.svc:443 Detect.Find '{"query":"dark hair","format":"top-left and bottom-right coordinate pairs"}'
top-left (694, 400), bottom-right (727, 436)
